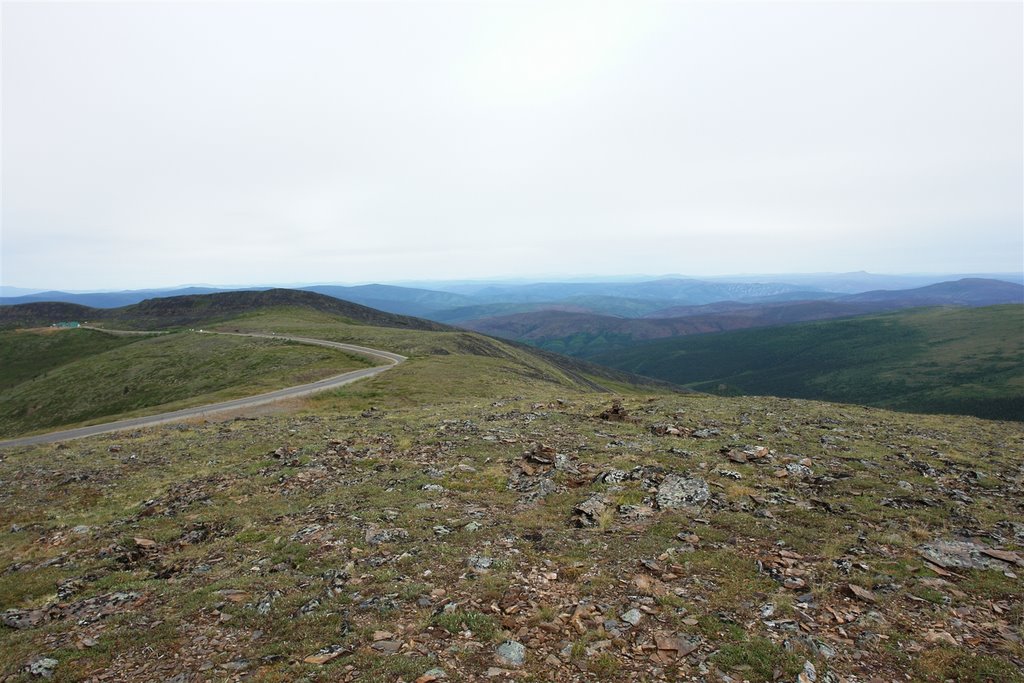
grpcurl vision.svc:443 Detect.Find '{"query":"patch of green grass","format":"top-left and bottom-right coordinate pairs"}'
top-left (349, 654), bottom-right (432, 683)
top-left (269, 541), bottom-right (312, 570)
top-left (675, 550), bottom-right (777, 613)
top-left (431, 610), bottom-right (501, 641)
top-left (915, 647), bottom-right (1024, 683)
top-left (910, 586), bottom-right (948, 605)
top-left (710, 636), bottom-right (806, 683)
top-left (695, 614), bottom-right (746, 642)
top-left (588, 652), bottom-right (621, 677)
top-left (959, 569), bottom-right (1023, 601)
top-left (0, 566), bottom-right (62, 607)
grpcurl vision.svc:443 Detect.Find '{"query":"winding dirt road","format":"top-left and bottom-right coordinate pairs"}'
top-left (0, 331), bottom-right (406, 449)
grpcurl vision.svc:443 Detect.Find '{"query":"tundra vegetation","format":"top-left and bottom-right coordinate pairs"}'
top-left (0, 302), bottom-right (1021, 682)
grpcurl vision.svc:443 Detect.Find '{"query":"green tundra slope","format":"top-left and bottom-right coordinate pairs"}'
top-left (592, 305), bottom-right (1024, 421)
top-left (1, 350), bottom-right (1021, 682)
top-left (0, 290), bottom-right (673, 439)
top-left (0, 329), bottom-right (372, 438)
top-left (0, 328), bottom-right (140, 392)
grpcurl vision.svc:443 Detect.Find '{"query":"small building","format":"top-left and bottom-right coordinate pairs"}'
top-left (52, 321), bottom-right (81, 328)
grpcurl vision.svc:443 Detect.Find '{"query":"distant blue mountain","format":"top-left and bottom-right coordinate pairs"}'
top-left (2, 276), bottom-right (1021, 322)
top-left (0, 287), bottom-right (253, 308)
top-left (300, 285), bottom-right (474, 318)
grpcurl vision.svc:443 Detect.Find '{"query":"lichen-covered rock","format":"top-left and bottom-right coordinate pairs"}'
top-left (656, 475), bottom-right (710, 509)
top-left (26, 657), bottom-right (58, 679)
top-left (918, 540), bottom-right (1022, 571)
top-left (572, 494), bottom-right (608, 527)
top-left (364, 527), bottom-right (408, 545)
top-left (495, 640), bottom-right (526, 667)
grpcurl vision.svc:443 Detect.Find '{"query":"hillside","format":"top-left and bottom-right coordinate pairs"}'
top-left (1, 352), bottom-right (1021, 681)
top-left (0, 284), bottom-right (475, 319)
top-left (0, 289), bottom-right (449, 332)
top-left (0, 302), bottom-right (99, 330)
top-left (431, 299), bottom-right (665, 324)
top-left (457, 279), bottom-right (1024, 357)
top-left (0, 287), bottom-right (239, 309)
top-left (0, 328), bottom-right (373, 438)
top-left (843, 278), bottom-right (1024, 306)
top-left (456, 279), bottom-right (1024, 359)
top-left (0, 294), bottom-right (675, 439)
top-left (203, 307), bottom-right (678, 398)
top-left (0, 328), bottom-right (139, 392)
top-left (592, 305), bottom-right (1024, 421)
top-left (459, 302), bottom-right (898, 357)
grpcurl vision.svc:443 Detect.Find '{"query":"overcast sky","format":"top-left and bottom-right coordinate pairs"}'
top-left (2, 1), bottom-right (1021, 290)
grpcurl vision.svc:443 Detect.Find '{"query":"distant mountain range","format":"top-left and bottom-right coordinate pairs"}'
top-left (3, 281), bottom-right (1020, 423)
top-left (0, 286), bottom-right (251, 309)
top-left (840, 278), bottom-right (1024, 306)
top-left (456, 278), bottom-right (1024, 357)
top-left (4, 273), bottom-right (1020, 322)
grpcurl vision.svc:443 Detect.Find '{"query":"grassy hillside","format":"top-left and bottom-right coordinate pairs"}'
top-left (0, 330), bottom-right (372, 437)
top-left (458, 279), bottom-right (1023, 359)
top-left (0, 302), bottom-right (97, 330)
top-left (459, 303), bottom-right (897, 358)
top-left (843, 277), bottom-right (1024, 306)
top-left (1, 373), bottom-right (1021, 681)
top-left (0, 288), bottom-right (450, 332)
top-left (209, 308), bottom-right (677, 399)
top-left (0, 328), bottom-right (141, 392)
top-left (593, 305), bottom-right (1024, 421)
top-left (0, 301), bottom-right (675, 439)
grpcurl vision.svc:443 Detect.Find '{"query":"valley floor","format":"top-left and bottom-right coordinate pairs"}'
top-left (1, 388), bottom-right (1022, 682)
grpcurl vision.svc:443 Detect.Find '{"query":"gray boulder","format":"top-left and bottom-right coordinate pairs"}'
top-left (656, 475), bottom-right (710, 510)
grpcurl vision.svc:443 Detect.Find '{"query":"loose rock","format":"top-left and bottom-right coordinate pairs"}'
top-left (495, 640), bottom-right (526, 667)
top-left (656, 475), bottom-right (710, 509)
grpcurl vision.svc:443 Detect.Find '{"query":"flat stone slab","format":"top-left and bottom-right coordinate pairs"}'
top-left (918, 540), bottom-right (1022, 572)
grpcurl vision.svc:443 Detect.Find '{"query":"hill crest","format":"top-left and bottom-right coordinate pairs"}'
top-left (0, 289), bottom-right (450, 332)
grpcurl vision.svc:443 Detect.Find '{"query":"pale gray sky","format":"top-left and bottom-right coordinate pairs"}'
top-left (2, 0), bottom-right (1022, 290)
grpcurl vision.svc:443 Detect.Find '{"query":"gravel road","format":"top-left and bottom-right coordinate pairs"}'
top-left (0, 331), bottom-right (406, 448)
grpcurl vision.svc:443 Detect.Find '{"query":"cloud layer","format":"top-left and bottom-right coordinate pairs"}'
top-left (3, 1), bottom-right (1021, 289)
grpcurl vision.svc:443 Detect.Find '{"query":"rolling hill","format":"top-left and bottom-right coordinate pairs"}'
top-left (0, 288), bottom-right (449, 332)
top-left (0, 329), bottom-right (373, 438)
top-left (0, 286), bottom-right (245, 309)
top-left (457, 279), bottom-right (1024, 358)
top-left (842, 277), bottom-right (1024, 306)
top-left (0, 284), bottom-right (474, 318)
top-left (459, 301), bottom-right (898, 357)
top-left (591, 305), bottom-right (1024, 421)
top-left (0, 290), bottom-right (677, 438)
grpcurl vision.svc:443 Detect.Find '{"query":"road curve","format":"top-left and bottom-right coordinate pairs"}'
top-left (0, 331), bottom-right (406, 449)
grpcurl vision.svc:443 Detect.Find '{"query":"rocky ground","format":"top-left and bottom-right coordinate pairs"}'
top-left (1, 393), bottom-right (1022, 682)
